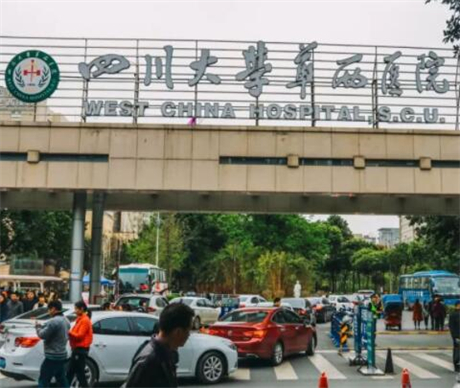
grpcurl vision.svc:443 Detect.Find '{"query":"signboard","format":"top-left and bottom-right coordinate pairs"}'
top-left (1, 37), bottom-right (458, 128)
top-left (5, 50), bottom-right (60, 103)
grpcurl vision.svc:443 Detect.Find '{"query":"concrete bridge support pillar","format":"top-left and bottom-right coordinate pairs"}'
top-left (89, 192), bottom-right (105, 304)
top-left (69, 192), bottom-right (87, 303)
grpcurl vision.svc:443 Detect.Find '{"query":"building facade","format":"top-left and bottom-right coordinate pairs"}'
top-left (378, 227), bottom-right (400, 247)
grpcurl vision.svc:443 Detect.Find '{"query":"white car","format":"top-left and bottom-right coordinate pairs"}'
top-left (0, 304), bottom-right (100, 348)
top-left (328, 295), bottom-right (354, 311)
top-left (169, 297), bottom-right (220, 329)
top-left (0, 311), bottom-right (238, 385)
top-left (238, 295), bottom-right (273, 308)
top-left (114, 293), bottom-right (169, 316)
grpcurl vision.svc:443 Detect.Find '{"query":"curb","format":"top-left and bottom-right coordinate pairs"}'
top-left (377, 330), bottom-right (449, 335)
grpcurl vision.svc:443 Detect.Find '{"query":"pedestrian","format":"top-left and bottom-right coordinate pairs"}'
top-left (0, 294), bottom-right (9, 323)
top-left (422, 301), bottom-right (430, 330)
top-left (432, 296), bottom-right (447, 331)
top-left (448, 301), bottom-right (460, 373)
top-left (7, 292), bottom-right (24, 319)
top-left (36, 300), bottom-right (71, 388)
top-left (23, 290), bottom-right (38, 313)
top-left (67, 301), bottom-right (93, 387)
top-left (34, 293), bottom-right (48, 310)
top-left (101, 302), bottom-right (112, 311)
top-left (412, 299), bottom-right (423, 330)
top-left (123, 303), bottom-right (195, 387)
top-left (273, 297), bottom-right (281, 307)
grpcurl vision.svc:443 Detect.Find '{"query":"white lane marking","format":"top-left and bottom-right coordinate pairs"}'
top-left (231, 367), bottom-right (250, 380)
top-left (376, 352), bottom-right (440, 379)
top-left (274, 361), bottom-right (298, 380)
top-left (413, 353), bottom-right (455, 372)
top-left (372, 375), bottom-right (394, 380)
top-left (308, 354), bottom-right (347, 380)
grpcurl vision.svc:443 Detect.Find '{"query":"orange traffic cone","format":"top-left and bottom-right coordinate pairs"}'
top-left (318, 371), bottom-right (329, 388)
top-left (401, 368), bottom-right (411, 388)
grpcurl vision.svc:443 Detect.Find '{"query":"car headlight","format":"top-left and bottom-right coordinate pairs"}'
top-left (227, 343), bottom-right (237, 352)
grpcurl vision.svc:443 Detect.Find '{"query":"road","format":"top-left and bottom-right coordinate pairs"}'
top-left (1, 311), bottom-right (458, 388)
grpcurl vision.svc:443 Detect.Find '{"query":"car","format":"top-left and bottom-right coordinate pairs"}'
top-left (208, 307), bottom-right (316, 366)
top-left (328, 295), bottom-right (354, 311)
top-left (114, 293), bottom-right (169, 316)
top-left (280, 298), bottom-right (316, 325)
top-left (0, 311), bottom-right (238, 386)
top-left (0, 304), bottom-right (100, 348)
top-left (169, 297), bottom-right (220, 329)
top-left (238, 295), bottom-right (273, 308)
top-left (306, 297), bottom-right (336, 323)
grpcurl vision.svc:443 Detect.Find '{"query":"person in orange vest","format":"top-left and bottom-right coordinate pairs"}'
top-left (67, 301), bottom-right (93, 387)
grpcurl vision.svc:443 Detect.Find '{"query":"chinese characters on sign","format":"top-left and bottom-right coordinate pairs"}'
top-left (76, 41), bottom-right (454, 124)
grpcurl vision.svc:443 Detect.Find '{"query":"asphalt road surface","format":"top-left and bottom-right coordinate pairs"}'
top-left (1, 311), bottom-right (458, 388)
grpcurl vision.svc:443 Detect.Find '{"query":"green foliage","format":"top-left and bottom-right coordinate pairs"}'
top-left (407, 216), bottom-right (460, 271)
top-left (126, 213), bottom-right (187, 285)
top-left (0, 210), bottom-right (73, 271)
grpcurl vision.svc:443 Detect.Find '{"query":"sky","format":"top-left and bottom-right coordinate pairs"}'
top-left (0, 0), bottom-right (451, 236)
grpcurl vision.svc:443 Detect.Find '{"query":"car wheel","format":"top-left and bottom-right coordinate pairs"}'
top-left (271, 342), bottom-right (284, 366)
top-left (193, 316), bottom-right (201, 330)
top-left (197, 351), bottom-right (226, 384)
top-left (306, 336), bottom-right (316, 356)
top-left (70, 358), bottom-right (98, 388)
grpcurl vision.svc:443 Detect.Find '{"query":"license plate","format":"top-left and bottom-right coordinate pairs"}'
top-left (0, 358), bottom-right (6, 369)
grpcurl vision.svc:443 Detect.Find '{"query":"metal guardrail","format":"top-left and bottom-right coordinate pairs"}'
top-left (0, 36), bottom-right (459, 129)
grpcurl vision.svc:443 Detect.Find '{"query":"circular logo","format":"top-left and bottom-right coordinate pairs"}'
top-left (5, 50), bottom-right (60, 103)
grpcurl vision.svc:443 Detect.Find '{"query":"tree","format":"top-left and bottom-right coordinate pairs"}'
top-left (326, 215), bottom-right (353, 240)
top-left (0, 210), bottom-right (73, 271)
top-left (426, 0), bottom-right (460, 56)
top-left (407, 215), bottom-right (460, 271)
top-left (126, 213), bottom-right (187, 288)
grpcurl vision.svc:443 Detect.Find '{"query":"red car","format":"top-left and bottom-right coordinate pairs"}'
top-left (208, 307), bottom-right (316, 365)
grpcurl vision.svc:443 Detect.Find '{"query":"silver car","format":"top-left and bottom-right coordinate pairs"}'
top-left (0, 311), bottom-right (238, 385)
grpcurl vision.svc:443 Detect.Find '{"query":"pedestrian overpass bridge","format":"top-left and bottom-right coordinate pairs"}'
top-left (0, 121), bottom-right (459, 215)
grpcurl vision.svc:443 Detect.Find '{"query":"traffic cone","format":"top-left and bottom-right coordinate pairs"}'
top-left (401, 368), bottom-right (411, 388)
top-left (318, 371), bottom-right (329, 388)
top-left (384, 348), bottom-right (394, 374)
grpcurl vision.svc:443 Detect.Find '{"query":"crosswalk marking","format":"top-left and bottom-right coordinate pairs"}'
top-left (274, 361), bottom-right (298, 380)
top-left (371, 375), bottom-right (394, 380)
top-left (308, 354), bottom-right (347, 380)
top-left (413, 353), bottom-right (455, 372)
top-left (231, 367), bottom-right (251, 380)
top-left (377, 352), bottom-right (440, 379)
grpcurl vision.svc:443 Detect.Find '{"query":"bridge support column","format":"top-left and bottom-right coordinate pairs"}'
top-left (89, 192), bottom-right (105, 304)
top-left (69, 192), bottom-right (87, 303)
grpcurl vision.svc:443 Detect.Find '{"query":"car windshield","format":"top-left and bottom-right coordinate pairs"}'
top-left (433, 277), bottom-right (460, 295)
top-left (119, 269), bottom-right (149, 290)
top-left (116, 297), bottom-right (148, 307)
top-left (221, 311), bottom-right (268, 323)
top-left (338, 296), bottom-right (350, 303)
top-left (170, 298), bottom-right (193, 306)
top-left (11, 307), bottom-right (70, 321)
top-left (281, 299), bottom-right (305, 309)
top-left (238, 296), bottom-right (249, 302)
top-left (308, 298), bottom-right (322, 305)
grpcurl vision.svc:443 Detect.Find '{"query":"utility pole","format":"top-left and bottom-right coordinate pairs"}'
top-left (155, 213), bottom-right (160, 267)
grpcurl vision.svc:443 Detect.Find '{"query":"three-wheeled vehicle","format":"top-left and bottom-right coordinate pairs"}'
top-left (382, 294), bottom-right (404, 331)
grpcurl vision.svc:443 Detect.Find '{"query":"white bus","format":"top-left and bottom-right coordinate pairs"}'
top-left (118, 264), bottom-right (168, 294)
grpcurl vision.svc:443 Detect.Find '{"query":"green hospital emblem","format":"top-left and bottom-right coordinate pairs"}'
top-left (5, 50), bottom-right (60, 103)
